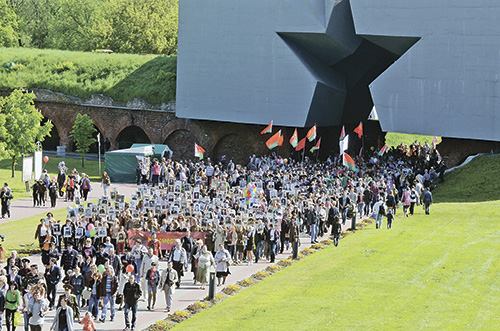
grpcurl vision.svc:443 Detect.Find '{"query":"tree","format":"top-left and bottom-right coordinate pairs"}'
top-left (0, 89), bottom-right (53, 177)
top-left (70, 113), bottom-right (96, 167)
top-left (0, 0), bottom-right (20, 47)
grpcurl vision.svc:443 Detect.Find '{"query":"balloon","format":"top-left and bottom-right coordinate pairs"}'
top-left (126, 265), bottom-right (134, 273)
top-left (43, 156), bottom-right (49, 163)
top-left (98, 265), bottom-right (105, 274)
top-left (85, 230), bottom-right (90, 237)
top-left (90, 229), bottom-right (96, 237)
top-left (87, 224), bottom-right (95, 230)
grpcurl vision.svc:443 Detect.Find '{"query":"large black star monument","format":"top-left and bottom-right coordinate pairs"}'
top-left (277, 0), bottom-right (420, 126)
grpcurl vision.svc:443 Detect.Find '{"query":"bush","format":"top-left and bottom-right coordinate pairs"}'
top-left (222, 284), bottom-right (241, 295)
top-left (311, 243), bottom-right (325, 250)
top-left (277, 259), bottom-right (294, 267)
top-left (265, 265), bottom-right (282, 273)
top-left (168, 310), bottom-right (190, 323)
top-left (53, 61), bottom-right (75, 73)
top-left (204, 292), bottom-right (226, 303)
top-left (237, 278), bottom-right (255, 287)
top-left (147, 320), bottom-right (175, 331)
top-left (301, 247), bottom-right (315, 256)
top-left (321, 239), bottom-right (334, 245)
top-left (252, 270), bottom-right (271, 280)
top-left (186, 301), bottom-right (211, 313)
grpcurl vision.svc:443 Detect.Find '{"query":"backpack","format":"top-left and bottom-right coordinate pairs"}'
top-left (82, 179), bottom-right (89, 190)
top-left (378, 204), bottom-right (386, 216)
top-left (410, 191), bottom-right (416, 200)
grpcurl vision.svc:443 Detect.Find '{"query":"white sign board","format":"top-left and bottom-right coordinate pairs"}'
top-left (23, 156), bottom-right (33, 182)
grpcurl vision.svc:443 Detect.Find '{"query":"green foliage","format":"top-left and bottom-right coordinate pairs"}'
top-left (175, 201), bottom-right (500, 330)
top-left (0, 47), bottom-right (176, 104)
top-left (0, 89), bottom-right (52, 176)
top-left (70, 113), bottom-right (96, 167)
top-left (385, 132), bottom-right (441, 148)
top-left (10, 0), bottom-right (178, 55)
top-left (0, 0), bottom-right (19, 47)
top-left (433, 154), bottom-right (500, 203)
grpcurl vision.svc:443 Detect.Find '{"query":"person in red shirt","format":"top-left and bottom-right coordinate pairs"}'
top-left (147, 233), bottom-right (162, 259)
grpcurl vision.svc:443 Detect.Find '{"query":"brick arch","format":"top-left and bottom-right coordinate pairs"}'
top-left (164, 129), bottom-right (198, 161)
top-left (116, 125), bottom-right (152, 149)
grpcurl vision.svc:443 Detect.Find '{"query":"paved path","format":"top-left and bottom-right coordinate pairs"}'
top-left (0, 182), bottom-right (359, 331)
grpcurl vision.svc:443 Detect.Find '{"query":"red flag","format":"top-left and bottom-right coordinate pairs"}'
top-left (266, 130), bottom-right (281, 149)
top-left (339, 125), bottom-right (345, 141)
top-left (353, 122), bottom-right (363, 138)
top-left (289, 128), bottom-right (298, 148)
top-left (295, 137), bottom-right (306, 151)
top-left (306, 124), bottom-right (317, 142)
top-left (260, 121), bottom-right (273, 134)
top-left (343, 153), bottom-right (357, 171)
top-left (194, 143), bottom-right (205, 159)
top-left (310, 138), bottom-right (321, 153)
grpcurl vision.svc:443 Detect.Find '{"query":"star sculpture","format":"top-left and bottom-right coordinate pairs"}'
top-left (276, 0), bottom-right (419, 126)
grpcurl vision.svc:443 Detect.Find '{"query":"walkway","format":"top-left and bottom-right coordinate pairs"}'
top-left (0, 183), bottom-right (359, 331)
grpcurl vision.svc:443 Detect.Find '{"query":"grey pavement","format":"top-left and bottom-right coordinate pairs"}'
top-left (0, 181), bottom-right (360, 331)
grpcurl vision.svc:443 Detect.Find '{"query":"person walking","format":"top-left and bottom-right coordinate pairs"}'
top-left (194, 245), bottom-right (215, 290)
top-left (50, 297), bottom-right (74, 331)
top-left (101, 172), bottom-right (111, 197)
top-left (423, 187), bottom-right (433, 215)
top-left (373, 196), bottom-right (385, 229)
top-left (214, 244), bottom-right (231, 286)
top-left (5, 282), bottom-right (21, 331)
top-left (123, 274), bottom-right (142, 331)
top-left (0, 185), bottom-right (13, 219)
top-left (44, 258), bottom-right (61, 310)
top-left (168, 240), bottom-right (187, 288)
top-left (99, 266), bottom-right (118, 323)
top-left (331, 216), bottom-right (342, 247)
top-left (159, 262), bottom-right (178, 312)
top-left (27, 286), bottom-right (49, 331)
top-left (145, 262), bottom-right (160, 310)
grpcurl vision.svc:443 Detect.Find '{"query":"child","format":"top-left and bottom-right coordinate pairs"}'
top-left (80, 311), bottom-right (96, 331)
top-left (387, 209), bottom-right (394, 229)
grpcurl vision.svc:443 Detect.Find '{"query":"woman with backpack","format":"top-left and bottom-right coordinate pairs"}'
top-left (81, 174), bottom-right (92, 201)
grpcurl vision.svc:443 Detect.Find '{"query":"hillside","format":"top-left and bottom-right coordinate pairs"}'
top-left (433, 153), bottom-right (500, 203)
top-left (0, 47), bottom-right (176, 104)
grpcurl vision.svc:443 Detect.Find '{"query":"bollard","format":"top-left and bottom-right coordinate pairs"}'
top-left (292, 237), bottom-right (299, 259)
top-left (208, 271), bottom-right (216, 300)
top-left (351, 213), bottom-right (356, 230)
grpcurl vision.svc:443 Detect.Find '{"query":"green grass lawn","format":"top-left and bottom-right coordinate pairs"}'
top-left (174, 201), bottom-right (500, 330)
top-left (0, 157), bottom-right (100, 201)
top-left (0, 205), bottom-right (70, 253)
top-left (0, 47), bottom-right (176, 104)
top-left (433, 154), bottom-right (500, 203)
top-left (385, 132), bottom-right (441, 148)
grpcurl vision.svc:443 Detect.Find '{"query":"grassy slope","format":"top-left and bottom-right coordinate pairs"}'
top-left (0, 47), bottom-right (176, 104)
top-left (433, 154), bottom-right (500, 203)
top-left (175, 201), bottom-right (500, 330)
top-left (0, 157), bottom-right (100, 201)
top-left (385, 132), bottom-right (441, 148)
top-left (1, 206), bottom-right (70, 252)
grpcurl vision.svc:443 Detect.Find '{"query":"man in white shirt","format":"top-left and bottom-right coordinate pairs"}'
top-left (141, 248), bottom-right (159, 300)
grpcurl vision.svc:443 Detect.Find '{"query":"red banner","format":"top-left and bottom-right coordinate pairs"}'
top-left (127, 230), bottom-right (206, 250)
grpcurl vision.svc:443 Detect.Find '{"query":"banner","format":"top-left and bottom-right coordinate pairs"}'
top-left (127, 230), bottom-right (206, 250)
top-left (22, 156), bottom-right (33, 182)
top-left (34, 150), bottom-right (42, 181)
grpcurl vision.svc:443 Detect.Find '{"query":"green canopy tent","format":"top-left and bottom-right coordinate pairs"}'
top-left (130, 144), bottom-right (173, 159)
top-left (105, 146), bottom-right (154, 183)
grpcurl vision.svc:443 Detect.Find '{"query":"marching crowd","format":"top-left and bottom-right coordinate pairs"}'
top-left (0, 140), bottom-right (442, 331)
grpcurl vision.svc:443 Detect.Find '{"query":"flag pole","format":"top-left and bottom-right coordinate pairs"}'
top-left (361, 121), bottom-right (365, 162)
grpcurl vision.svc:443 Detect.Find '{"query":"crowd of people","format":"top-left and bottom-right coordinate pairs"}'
top-left (0, 140), bottom-right (442, 331)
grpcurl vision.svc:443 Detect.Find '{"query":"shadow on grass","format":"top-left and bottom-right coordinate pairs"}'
top-left (106, 55), bottom-right (177, 104)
